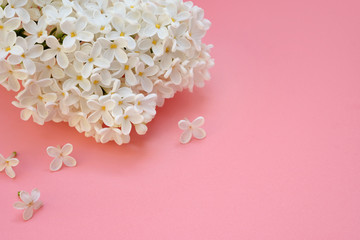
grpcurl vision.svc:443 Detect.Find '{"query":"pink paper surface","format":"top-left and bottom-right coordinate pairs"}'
top-left (1, 0), bottom-right (360, 239)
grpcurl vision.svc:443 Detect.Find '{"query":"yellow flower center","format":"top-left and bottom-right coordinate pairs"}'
top-left (137, 101), bottom-right (141, 105)
top-left (120, 32), bottom-right (125, 37)
top-left (110, 44), bottom-right (117, 49)
top-left (88, 58), bottom-right (94, 63)
top-left (101, 106), bottom-right (106, 111)
top-left (171, 18), bottom-right (175, 22)
top-left (5, 46), bottom-right (11, 52)
top-left (70, 32), bottom-right (77, 37)
top-left (130, 5), bottom-right (134, 8)
top-left (100, 26), bottom-right (105, 31)
top-left (0, 25), bottom-right (3, 29)
top-left (152, 40), bottom-right (157, 45)
top-left (124, 65), bottom-right (129, 70)
top-left (155, 24), bottom-right (161, 29)
top-left (165, 47), bottom-right (170, 53)
top-left (118, 101), bottom-right (123, 105)
top-left (139, 72), bottom-right (143, 76)
top-left (61, 92), bottom-right (65, 96)
top-left (46, 65), bottom-right (52, 69)
top-left (37, 31), bottom-right (43, 37)
top-left (38, 96), bottom-right (43, 100)
top-left (124, 115), bottom-right (129, 120)
top-left (76, 75), bottom-right (83, 81)
top-left (21, 54), bottom-right (25, 58)
top-left (93, 80), bottom-right (99, 84)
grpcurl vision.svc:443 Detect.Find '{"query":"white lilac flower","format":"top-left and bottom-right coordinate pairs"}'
top-left (142, 12), bottom-right (171, 39)
top-left (63, 64), bottom-right (91, 91)
top-left (96, 126), bottom-right (130, 145)
top-left (127, 47), bottom-right (154, 67)
top-left (4, 0), bottom-right (30, 23)
top-left (13, 188), bottom-right (43, 221)
top-left (0, 18), bottom-right (21, 36)
top-left (87, 73), bottom-right (105, 96)
top-left (137, 36), bottom-right (165, 57)
top-left (0, 152), bottom-right (19, 178)
top-left (169, 23), bottom-right (191, 52)
top-left (75, 41), bottom-right (110, 78)
top-left (152, 79), bottom-right (175, 107)
top-left (40, 36), bottom-right (75, 69)
top-left (178, 116), bottom-right (206, 144)
top-left (135, 63), bottom-right (158, 93)
top-left (107, 16), bottom-right (140, 50)
top-left (158, 40), bottom-right (176, 70)
top-left (8, 37), bottom-right (43, 75)
top-left (166, 2), bottom-right (191, 27)
top-left (88, 11), bottom-right (112, 35)
top-left (60, 16), bottom-right (94, 49)
top-left (50, 81), bottom-right (72, 114)
top-left (94, 68), bottom-right (114, 87)
top-left (98, 37), bottom-right (128, 64)
top-left (22, 16), bottom-right (48, 44)
top-left (13, 100), bottom-right (45, 124)
top-left (47, 143), bottom-right (76, 171)
top-left (115, 106), bottom-right (144, 135)
top-left (37, 58), bottom-right (65, 80)
top-left (87, 96), bottom-right (116, 127)
top-left (164, 58), bottom-right (187, 85)
top-left (20, 81), bottom-right (57, 118)
top-left (0, 31), bottom-right (24, 60)
top-left (111, 87), bottom-right (135, 116)
top-left (42, 5), bottom-right (72, 25)
top-left (134, 93), bottom-right (157, 115)
top-left (188, 14), bottom-right (209, 51)
top-left (116, 57), bottom-right (138, 86)
top-left (0, 62), bottom-right (28, 91)
top-left (68, 112), bottom-right (91, 133)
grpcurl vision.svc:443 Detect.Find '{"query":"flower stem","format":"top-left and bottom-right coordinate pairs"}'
top-left (11, 151), bottom-right (17, 158)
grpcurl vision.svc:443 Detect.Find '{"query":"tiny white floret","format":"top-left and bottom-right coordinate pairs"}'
top-left (0, 152), bottom-right (19, 178)
top-left (47, 143), bottom-right (76, 171)
top-left (13, 188), bottom-right (43, 221)
top-left (178, 116), bottom-right (206, 144)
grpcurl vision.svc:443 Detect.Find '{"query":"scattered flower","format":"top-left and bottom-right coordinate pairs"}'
top-left (178, 116), bottom-right (206, 144)
top-left (0, 152), bottom-right (19, 178)
top-left (47, 143), bottom-right (76, 171)
top-left (13, 188), bottom-right (43, 221)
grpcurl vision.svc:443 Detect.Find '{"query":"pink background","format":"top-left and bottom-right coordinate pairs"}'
top-left (1, 0), bottom-right (360, 239)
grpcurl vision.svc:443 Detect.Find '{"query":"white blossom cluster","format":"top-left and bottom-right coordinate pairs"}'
top-left (0, 0), bottom-right (214, 145)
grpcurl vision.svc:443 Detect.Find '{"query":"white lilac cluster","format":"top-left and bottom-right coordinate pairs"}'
top-left (0, 0), bottom-right (214, 145)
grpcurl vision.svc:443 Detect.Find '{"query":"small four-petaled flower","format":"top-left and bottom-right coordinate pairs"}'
top-left (47, 143), bottom-right (77, 171)
top-left (0, 152), bottom-right (19, 178)
top-left (13, 188), bottom-right (43, 221)
top-left (178, 116), bottom-right (207, 144)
